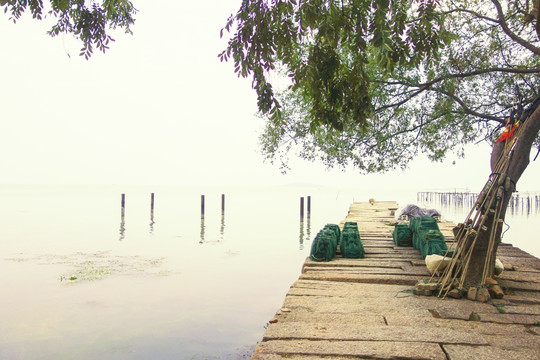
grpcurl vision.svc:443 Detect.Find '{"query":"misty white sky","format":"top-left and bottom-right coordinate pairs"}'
top-left (1, 1), bottom-right (539, 192)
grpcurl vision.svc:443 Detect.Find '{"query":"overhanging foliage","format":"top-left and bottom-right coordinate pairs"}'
top-left (1, 0), bottom-right (137, 59)
top-left (221, 0), bottom-right (540, 173)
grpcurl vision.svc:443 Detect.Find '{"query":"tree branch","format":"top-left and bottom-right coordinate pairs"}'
top-left (376, 77), bottom-right (506, 124)
top-left (442, 8), bottom-right (498, 24)
top-left (379, 112), bottom-right (447, 143)
top-left (379, 66), bottom-right (540, 88)
top-left (435, 88), bottom-right (506, 124)
top-left (373, 64), bottom-right (539, 122)
top-left (374, 87), bottom-right (425, 112)
top-left (491, 0), bottom-right (540, 55)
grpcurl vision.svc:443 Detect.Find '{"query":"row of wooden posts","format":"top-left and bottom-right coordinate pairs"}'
top-left (120, 193), bottom-right (225, 216)
top-left (417, 191), bottom-right (540, 214)
top-left (508, 193), bottom-right (540, 214)
top-left (119, 193), bottom-right (312, 243)
top-left (417, 191), bottom-right (479, 209)
top-left (121, 193), bottom-right (156, 215)
top-left (300, 196), bottom-right (312, 220)
top-left (200, 194), bottom-right (226, 217)
top-left (120, 193), bottom-right (312, 218)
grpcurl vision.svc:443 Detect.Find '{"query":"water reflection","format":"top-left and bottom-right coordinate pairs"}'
top-left (149, 210), bottom-right (155, 235)
top-left (299, 220), bottom-right (305, 250)
top-left (509, 193), bottom-right (540, 216)
top-left (199, 195), bottom-right (227, 244)
top-left (119, 211), bottom-right (126, 241)
top-left (149, 193), bottom-right (155, 235)
top-left (306, 215), bottom-right (311, 242)
top-left (200, 216), bottom-right (205, 243)
top-left (119, 193), bottom-right (126, 241)
top-left (199, 214), bottom-right (227, 244)
top-left (299, 213), bottom-right (311, 250)
top-left (220, 214), bottom-right (225, 241)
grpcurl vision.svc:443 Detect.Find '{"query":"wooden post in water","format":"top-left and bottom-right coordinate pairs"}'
top-left (200, 195), bottom-right (206, 242)
top-left (121, 194), bottom-right (126, 215)
top-left (151, 193), bottom-right (155, 211)
top-left (300, 197), bottom-right (305, 221)
top-left (220, 194), bottom-right (226, 241)
top-left (201, 195), bottom-right (205, 218)
top-left (221, 194), bottom-right (225, 215)
top-left (306, 196), bottom-right (311, 242)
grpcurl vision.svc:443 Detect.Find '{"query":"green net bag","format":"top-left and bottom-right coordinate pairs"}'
top-left (418, 230), bottom-right (448, 258)
top-left (340, 222), bottom-right (365, 258)
top-left (310, 228), bottom-right (337, 262)
top-left (409, 216), bottom-right (440, 250)
top-left (324, 224), bottom-right (341, 246)
top-left (393, 224), bottom-right (412, 247)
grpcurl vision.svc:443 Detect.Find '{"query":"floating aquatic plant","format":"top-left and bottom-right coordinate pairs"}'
top-left (6, 251), bottom-right (174, 284)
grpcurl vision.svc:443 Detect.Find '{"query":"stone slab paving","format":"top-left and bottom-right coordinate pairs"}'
top-left (253, 340), bottom-right (448, 360)
top-left (251, 201), bottom-right (540, 360)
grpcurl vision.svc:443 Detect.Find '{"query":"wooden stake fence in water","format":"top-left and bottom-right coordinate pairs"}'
top-left (418, 191), bottom-right (539, 215)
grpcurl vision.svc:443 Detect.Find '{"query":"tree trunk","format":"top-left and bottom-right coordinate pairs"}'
top-left (463, 103), bottom-right (540, 289)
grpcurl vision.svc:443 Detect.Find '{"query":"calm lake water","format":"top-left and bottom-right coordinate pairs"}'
top-left (0, 185), bottom-right (538, 359)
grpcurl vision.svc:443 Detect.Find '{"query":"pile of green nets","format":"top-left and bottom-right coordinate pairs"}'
top-left (340, 222), bottom-right (365, 259)
top-left (392, 224), bottom-right (412, 247)
top-left (309, 222), bottom-right (365, 261)
top-left (309, 224), bottom-right (339, 262)
top-left (409, 216), bottom-right (448, 258)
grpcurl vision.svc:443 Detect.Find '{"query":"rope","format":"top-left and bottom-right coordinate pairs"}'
top-left (501, 219), bottom-right (511, 238)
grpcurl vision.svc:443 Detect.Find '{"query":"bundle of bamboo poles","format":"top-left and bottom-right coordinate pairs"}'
top-left (433, 121), bottom-right (524, 298)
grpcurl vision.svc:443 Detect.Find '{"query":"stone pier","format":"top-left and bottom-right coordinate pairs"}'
top-left (251, 201), bottom-right (540, 360)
